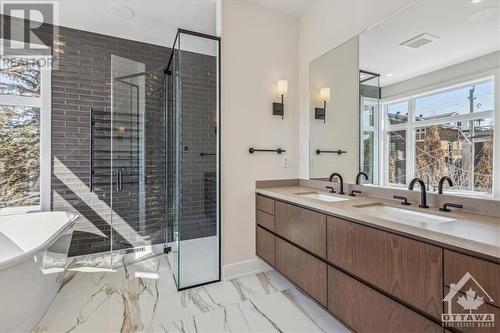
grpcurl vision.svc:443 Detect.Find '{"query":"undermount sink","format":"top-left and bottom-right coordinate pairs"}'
top-left (353, 202), bottom-right (455, 225)
top-left (295, 192), bottom-right (349, 203)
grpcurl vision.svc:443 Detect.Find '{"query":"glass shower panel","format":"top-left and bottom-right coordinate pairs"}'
top-left (110, 55), bottom-right (167, 269)
top-left (167, 35), bottom-right (181, 285)
top-left (175, 32), bottom-right (220, 289)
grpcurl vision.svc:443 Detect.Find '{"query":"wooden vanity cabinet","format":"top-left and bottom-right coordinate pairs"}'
top-left (256, 226), bottom-right (275, 266)
top-left (444, 249), bottom-right (500, 308)
top-left (275, 201), bottom-right (327, 258)
top-left (443, 287), bottom-right (500, 333)
top-left (326, 216), bottom-right (443, 319)
top-left (255, 194), bottom-right (499, 333)
top-left (256, 209), bottom-right (274, 231)
top-left (275, 237), bottom-right (327, 306)
top-left (328, 267), bottom-right (443, 333)
top-left (256, 195), bottom-right (275, 215)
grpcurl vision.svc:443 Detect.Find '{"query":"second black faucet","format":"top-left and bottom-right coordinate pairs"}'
top-left (328, 172), bottom-right (345, 195)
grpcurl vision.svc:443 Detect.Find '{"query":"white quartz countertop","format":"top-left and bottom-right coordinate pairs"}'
top-left (256, 186), bottom-right (500, 262)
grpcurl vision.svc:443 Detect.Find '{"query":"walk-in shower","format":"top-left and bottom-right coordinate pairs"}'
top-left (103, 29), bottom-right (220, 289)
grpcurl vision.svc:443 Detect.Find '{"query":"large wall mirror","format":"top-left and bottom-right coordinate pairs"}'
top-left (310, 0), bottom-right (500, 198)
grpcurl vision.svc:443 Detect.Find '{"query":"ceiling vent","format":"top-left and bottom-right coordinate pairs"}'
top-left (400, 33), bottom-right (439, 49)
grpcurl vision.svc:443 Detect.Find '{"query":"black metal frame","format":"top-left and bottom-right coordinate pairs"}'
top-left (165, 28), bottom-right (222, 291)
top-left (90, 108), bottom-right (95, 192)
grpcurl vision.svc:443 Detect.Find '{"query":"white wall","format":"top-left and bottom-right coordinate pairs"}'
top-left (298, 0), bottom-right (414, 178)
top-left (221, 1), bottom-right (299, 268)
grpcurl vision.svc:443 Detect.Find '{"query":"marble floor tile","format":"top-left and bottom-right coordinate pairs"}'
top-left (179, 270), bottom-right (293, 318)
top-left (187, 287), bottom-right (349, 333)
top-left (34, 255), bottom-right (348, 333)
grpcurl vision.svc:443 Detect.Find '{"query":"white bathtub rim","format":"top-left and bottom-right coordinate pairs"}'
top-left (0, 211), bottom-right (78, 271)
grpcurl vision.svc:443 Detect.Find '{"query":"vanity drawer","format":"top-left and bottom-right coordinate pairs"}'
top-left (256, 195), bottom-right (275, 215)
top-left (275, 237), bottom-right (327, 306)
top-left (256, 209), bottom-right (274, 231)
top-left (328, 267), bottom-right (443, 333)
top-left (275, 201), bottom-right (326, 258)
top-left (444, 250), bottom-right (500, 308)
top-left (256, 226), bottom-right (275, 266)
top-left (327, 216), bottom-right (443, 319)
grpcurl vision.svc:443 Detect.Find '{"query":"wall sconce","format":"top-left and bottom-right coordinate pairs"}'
top-left (315, 87), bottom-right (330, 123)
top-left (273, 79), bottom-right (288, 119)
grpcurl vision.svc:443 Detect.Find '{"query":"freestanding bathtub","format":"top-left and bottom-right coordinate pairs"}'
top-left (0, 211), bottom-right (78, 333)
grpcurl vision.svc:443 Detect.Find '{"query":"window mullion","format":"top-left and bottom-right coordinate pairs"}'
top-left (407, 98), bottom-right (415, 184)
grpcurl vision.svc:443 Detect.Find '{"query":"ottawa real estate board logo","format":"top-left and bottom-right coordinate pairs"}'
top-left (442, 272), bottom-right (495, 329)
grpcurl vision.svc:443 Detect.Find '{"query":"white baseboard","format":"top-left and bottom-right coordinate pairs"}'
top-left (223, 257), bottom-right (272, 280)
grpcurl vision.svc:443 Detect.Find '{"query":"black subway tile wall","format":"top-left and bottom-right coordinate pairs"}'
top-left (51, 25), bottom-right (170, 256)
top-left (1, 15), bottom-right (217, 256)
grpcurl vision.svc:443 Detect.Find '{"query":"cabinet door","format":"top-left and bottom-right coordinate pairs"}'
top-left (327, 216), bottom-right (443, 319)
top-left (275, 238), bottom-right (327, 306)
top-left (275, 201), bottom-right (326, 258)
top-left (444, 250), bottom-right (499, 308)
top-left (256, 209), bottom-right (274, 231)
top-left (256, 195), bottom-right (275, 215)
top-left (329, 267), bottom-right (443, 333)
top-left (256, 226), bottom-right (275, 266)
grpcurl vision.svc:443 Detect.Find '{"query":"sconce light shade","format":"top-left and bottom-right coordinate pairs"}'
top-left (277, 80), bottom-right (288, 96)
top-left (320, 87), bottom-right (330, 102)
top-left (273, 79), bottom-right (288, 119)
top-left (315, 87), bottom-right (330, 123)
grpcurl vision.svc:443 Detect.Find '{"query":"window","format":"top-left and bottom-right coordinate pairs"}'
top-left (359, 72), bottom-right (380, 184)
top-left (415, 128), bottom-right (426, 141)
top-left (382, 79), bottom-right (495, 194)
top-left (0, 56), bottom-right (50, 212)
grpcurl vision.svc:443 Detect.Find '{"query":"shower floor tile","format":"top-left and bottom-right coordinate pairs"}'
top-left (33, 255), bottom-right (349, 333)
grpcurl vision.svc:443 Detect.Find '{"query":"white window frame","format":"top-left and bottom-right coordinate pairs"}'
top-left (380, 76), bottom-right (495, 195)
top-left (359, 97), bottom-right (380, 184)
top-left (0, 53), bottom-right (51, 214)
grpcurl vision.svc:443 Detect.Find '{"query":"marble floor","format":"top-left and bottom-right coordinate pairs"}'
top-left (34, 254), bottom-right (350, 333)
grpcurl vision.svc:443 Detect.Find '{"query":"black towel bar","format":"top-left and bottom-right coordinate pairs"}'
top-left (248, 147), bottom-right (285, 154)
top-left (316, 149), bottom-right (347, 155)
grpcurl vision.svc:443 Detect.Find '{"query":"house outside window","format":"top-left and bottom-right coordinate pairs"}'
top-left (382, 79), bottom-right (495, 194)
top-left (0, 55), bottom-right (51, 213)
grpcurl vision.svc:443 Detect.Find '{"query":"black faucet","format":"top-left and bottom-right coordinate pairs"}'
top-left (408, 178), bottom-right (429, 208)
top-left (329, 172), bottom-right (345, 194)
top-left (349, 190), bottom-right (362, 197)
top-left (393, 195), bottom-right (410, 205)
top-left (439, 203), bottom-right (463, 212)
top-left (438, 176), bottom-right (453, 194)
top-left (326, 186), bottom-right (335, 193)
top-left (355, 172), bottom-right (369, 185)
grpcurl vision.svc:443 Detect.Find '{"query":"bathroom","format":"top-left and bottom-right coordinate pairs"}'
top-left (0, 0), bottom-right (499, 332)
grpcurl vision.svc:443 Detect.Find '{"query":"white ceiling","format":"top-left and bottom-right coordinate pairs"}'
top-left (250, 0), bottom-right (314, 17)
top-left (360, 0), bottom-right (500, 86)
top-left (54, 0), bottom-right (217, 48)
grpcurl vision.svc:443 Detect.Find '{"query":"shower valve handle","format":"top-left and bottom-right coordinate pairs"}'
top-left (116, 169), bottom-right (123, 192)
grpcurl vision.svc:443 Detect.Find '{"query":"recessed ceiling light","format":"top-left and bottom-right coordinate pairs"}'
top-left (108, 4), bottom-right (135, 19)
top-left (471, 0), bottom-right (483, 3)
top-left (385, 73), bottom-right (393, 77)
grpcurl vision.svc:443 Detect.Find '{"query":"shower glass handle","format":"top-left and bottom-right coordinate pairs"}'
top-left (116, 168), bottom-right (124, 192)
